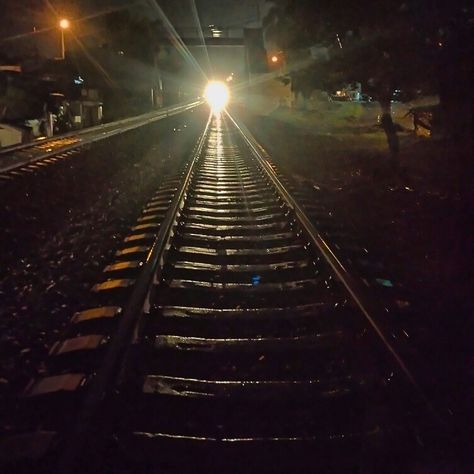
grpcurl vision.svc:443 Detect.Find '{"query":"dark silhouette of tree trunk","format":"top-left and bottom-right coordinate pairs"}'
top-left (379, 96), bottom-right (399, 166)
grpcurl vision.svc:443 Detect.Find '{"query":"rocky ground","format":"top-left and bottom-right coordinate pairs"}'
top-left (239, 107), bottom-right (473, 463)
top-left (0, 108), bottom-right (206, 413)
top-left (0, 104), bottom-right (471, 468)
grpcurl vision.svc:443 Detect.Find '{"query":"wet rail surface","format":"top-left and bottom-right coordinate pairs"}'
top-left (3, 113), bottom-right (441, 473)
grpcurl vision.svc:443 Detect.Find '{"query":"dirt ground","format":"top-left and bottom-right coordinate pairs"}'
top-left (239, 107), bottom-right (474, 451)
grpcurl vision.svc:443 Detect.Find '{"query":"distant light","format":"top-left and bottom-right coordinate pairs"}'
top-left (226, 75), bottom-right (233, 82)
top-left (59, 19), bottom-right (70, 30)
top-left (271, 55), bottom-right (278, 63)
top-left (204, 81), bottom-right (229, 112)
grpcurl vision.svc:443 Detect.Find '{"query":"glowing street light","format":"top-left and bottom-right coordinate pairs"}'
top-left (59, 19), bottom-right (70, 60)
top-left (270, 53), bottom-right (286, 74)
top-left (59, 18), bottom-right (70, 29)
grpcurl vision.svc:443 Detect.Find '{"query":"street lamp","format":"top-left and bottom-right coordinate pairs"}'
top-left (269, 53), bottom-right (286, 75)
top-left (59, 19), bottom-right (70, 60)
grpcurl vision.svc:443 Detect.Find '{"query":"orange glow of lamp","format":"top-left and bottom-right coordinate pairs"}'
top-left (59, 18), bottom-right (70, 29)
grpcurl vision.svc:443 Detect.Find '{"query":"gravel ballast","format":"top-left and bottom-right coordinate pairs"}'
top-left (0, 108), bottom-right (206, 415)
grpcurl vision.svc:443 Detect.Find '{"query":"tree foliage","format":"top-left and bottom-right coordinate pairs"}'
top-left (265, 0), bottom-right (474, 140)
top-left (266, 1), bottom-right (447, 97)
top-left (101, 10), bottom-right (162, 65)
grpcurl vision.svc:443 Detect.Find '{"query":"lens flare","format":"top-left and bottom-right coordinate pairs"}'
top-left (204, 81), bottom-right (229, 112)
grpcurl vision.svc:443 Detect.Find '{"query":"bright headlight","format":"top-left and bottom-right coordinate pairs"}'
top-left (204, 81), bottom-right (229, 112)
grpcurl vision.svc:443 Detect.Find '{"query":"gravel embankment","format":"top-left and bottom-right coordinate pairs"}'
top-left (241, 111), bottom-right (474, 449)
top-left (0, 108), bottom-right (206, 409)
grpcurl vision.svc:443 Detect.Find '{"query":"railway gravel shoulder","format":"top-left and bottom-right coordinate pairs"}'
top-left (0, 111), bottom-right (460, 473)
top-left (0, 110), bottom-right (206, 417)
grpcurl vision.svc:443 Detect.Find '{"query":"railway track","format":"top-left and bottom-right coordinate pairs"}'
top-left (3, 112), bottom-right (444, 472)
top-left (0, 101), bottom-right (200, 177)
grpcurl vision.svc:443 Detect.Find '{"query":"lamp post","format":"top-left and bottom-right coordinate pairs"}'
top-left (59, 18), bottom-right (70, 60)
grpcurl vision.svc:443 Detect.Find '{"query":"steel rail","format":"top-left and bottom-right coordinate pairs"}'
top-left (225, 111), bottom-right (431, 405)
top-left (57, 112), bottom-right (212, 474)
top-left (0, 100), bottom-right (203, 173)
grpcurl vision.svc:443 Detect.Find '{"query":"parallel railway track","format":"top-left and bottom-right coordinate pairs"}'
top-left (4, 112), bottom-right (445, 473)
top-left (0, 101), bottom-right (200, 177)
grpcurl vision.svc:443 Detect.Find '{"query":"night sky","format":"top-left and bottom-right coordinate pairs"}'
top-left (0, 1), bottom-right (264, 34)
top-left (0, 0), bottom-right (264, 60)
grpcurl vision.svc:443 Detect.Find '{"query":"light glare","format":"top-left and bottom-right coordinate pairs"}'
top-left (59, 19), bottom-right (70, 29)
top-left (204, 81), bottom-right (229, 112)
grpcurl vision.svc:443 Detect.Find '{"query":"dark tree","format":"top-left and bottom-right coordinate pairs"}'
top-left (264, 0), bottom-right (473, 160)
